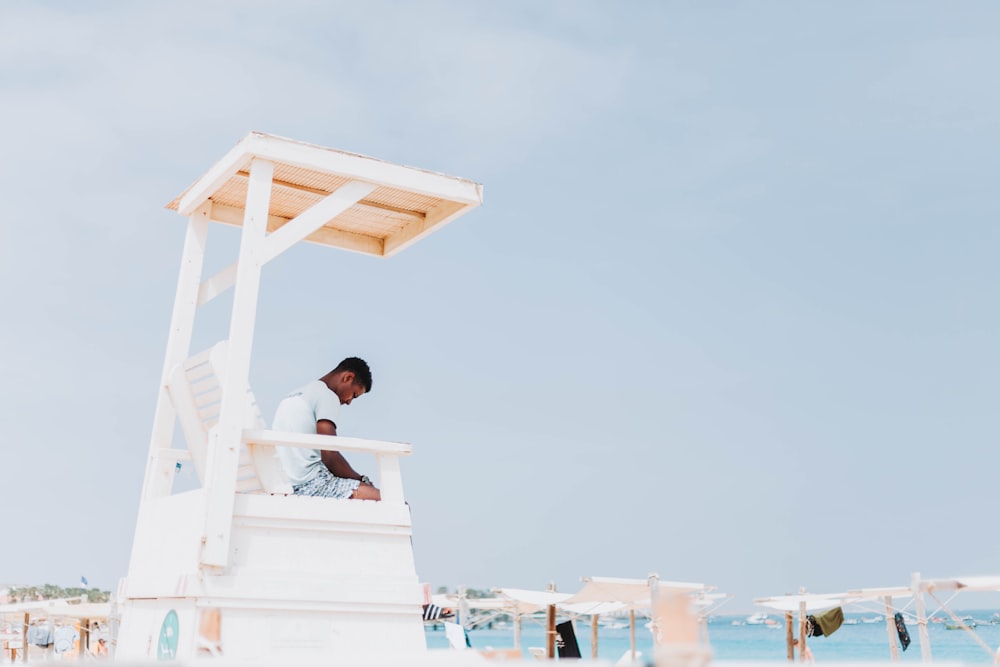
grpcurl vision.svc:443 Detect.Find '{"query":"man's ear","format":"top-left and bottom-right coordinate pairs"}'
top-left (341, 371), bottom-right (355, 385)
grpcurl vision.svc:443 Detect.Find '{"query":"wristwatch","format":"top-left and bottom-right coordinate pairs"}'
top-left (360, 475), bottom-right (372, 485)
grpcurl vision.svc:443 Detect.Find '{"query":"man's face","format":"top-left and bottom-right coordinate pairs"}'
top-left (335, 373), bottom-right (366, 405)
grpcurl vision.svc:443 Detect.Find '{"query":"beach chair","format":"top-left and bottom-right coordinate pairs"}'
top-left (165, 340), bottom-right (291, 495)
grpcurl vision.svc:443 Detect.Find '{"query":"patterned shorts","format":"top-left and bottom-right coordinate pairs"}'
top-left (293, 466), bottom-right (360, 499)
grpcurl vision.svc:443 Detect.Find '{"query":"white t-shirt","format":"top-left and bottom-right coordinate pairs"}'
top-left (273, 380), bottom-right (341, 486)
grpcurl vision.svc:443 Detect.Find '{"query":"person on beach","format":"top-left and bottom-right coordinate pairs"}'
top-left (274, 357), bottom-right (380, 500)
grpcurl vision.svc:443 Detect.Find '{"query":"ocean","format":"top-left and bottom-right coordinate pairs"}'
top-left (425, 613), bottom-right (1000, 662)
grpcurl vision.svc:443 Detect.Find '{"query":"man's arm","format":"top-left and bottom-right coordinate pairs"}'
top-left (316, 419), bottom-right (366, 481)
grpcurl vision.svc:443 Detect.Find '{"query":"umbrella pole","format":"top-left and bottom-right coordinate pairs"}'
top-left (80, 617), bottom-right (90, 661)
top-left (22, 612), bottom-right (29, 664)
top-left (785, 612), bottom-right (794, 662)
top-left (546, 604), bottom-right (556, 659)
top-left (514, 610), bottom-right (521, 650)
top-left (630, 608), bottom-right (636, 661)
top-left (592, 614), bottom-right (599, 659)
top-left (884, 596), bottom-right (899, 662)
top-left (798, 589), bottom-right (807, 663)
top-left (912, 573), bottom-right (931, 663)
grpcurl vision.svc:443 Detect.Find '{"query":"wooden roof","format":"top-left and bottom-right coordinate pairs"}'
top-left (167, 132), bottom-right (483, 257)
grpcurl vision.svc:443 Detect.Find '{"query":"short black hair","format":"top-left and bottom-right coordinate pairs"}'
top-left (333, 357), bottom-right (372, 392)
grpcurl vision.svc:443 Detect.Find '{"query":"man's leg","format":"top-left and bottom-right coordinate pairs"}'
top-left (351, 484), bottom-right (381, 501)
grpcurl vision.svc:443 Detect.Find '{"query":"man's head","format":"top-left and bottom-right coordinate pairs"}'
top-left (326, 357), bottom-right (372, 405)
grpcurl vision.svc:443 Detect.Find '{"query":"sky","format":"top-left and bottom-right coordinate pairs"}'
top-left (1, 1), bottom-right (999, 612)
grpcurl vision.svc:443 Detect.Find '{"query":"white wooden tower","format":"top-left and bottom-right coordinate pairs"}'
top-left (116, 132), bottom-right (482, 661)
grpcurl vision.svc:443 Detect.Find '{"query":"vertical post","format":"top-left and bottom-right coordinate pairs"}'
top-left (648, 573), bottom-right (660, 647)
top-left (591, 614), bottom-right (599, 659)
top-left (458, 585), bottom-right (470, 633)
top-left (139, 203), bottom-right (211, 502)
top-left (798, 589), bottom-right (807, 663)
top-left (123, 201), bottom-right (211, 593)
top-left (78, 619), bottom-right (89, 661)
top-left (21, 613), bottom-right (28, 664)
top-left (545, 605), bottom-right (556, 659)
top-left (884, 596), bottom-right (899, 662)
top-left (200, 158), bottom-right (273, 568)
top-left (546, 582), bottom-right (556, 660)
top-left (912, 572), bottom-right (931, 663)
top-left (629, 608), bottom-right (636, 661)
top-left (785, 612), bottom-right (794, 661)
top-left (699, 600), bottom-right (711, 646)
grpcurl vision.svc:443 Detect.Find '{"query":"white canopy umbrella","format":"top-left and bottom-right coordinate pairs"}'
top-left (561, 575), bottom-right (716, 661)
top-left (754, 592), bottom-right (851, 662)
top-left (482, 588), bottom-right (573, 651)
top-left (754, 593), bottom-right (846, 613)
top-left (493, 588), bottom-right (572, 613)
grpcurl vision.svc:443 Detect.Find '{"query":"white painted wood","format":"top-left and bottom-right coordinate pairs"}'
top-left (884, 596), bottom-right (899, 662)
top-left (247, 132), bottom-right (482, 205)
top-left (165, 361), bottom-right (209, 478)
top-left (139, 204), bottom-right (210, 503)
top-left (241, 430), bottom-right (411, 456)
top-left (233, 493), bottom-right (412, 527)
top-left (155, 449), bottom-right (192, 462)
top-left (244, 426), bottom-right (412, 500)
top-left (912, 572), bottom-right (931, 663)
top-left (167, 340), bottom-right (288, 493)
top-left (209, 202), bottom-right (386, 256)
top-left (123, 135), bottom-right (479, 662)
top-left (124, 490), bottom-right (206, 590)
top-left (197, 261), bottom-right (238, 306)
top-left (798, 590), bottom-right (806, 663)
top-left (180, 132), bottom-right (481, 216)
top-left (259, 180), bottom-right (377, 265)
top-left (176, 136), bottom-right (254, 215)
top-left (376, 454), bottom-right (405, 503)
top-left (384, 199), bottom-right (467, 257)
top-left (201, 158), bottom-right (273, 568)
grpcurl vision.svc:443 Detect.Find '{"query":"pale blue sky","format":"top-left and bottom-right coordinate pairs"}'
top-left (1, 1), bottom-right (999, 610)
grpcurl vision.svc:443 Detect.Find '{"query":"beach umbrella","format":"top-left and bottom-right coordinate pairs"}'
top-left (562, 575), bottom-right (715, 662)
top-left (754, 591), bottom-right (850, 662)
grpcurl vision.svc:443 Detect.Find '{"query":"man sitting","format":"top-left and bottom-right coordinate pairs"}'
top-left (274, 357), bottom-right (380, 500)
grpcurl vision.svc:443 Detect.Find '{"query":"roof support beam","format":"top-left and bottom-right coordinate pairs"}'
top-left (210, 202), bottom-right (385, 258)
top-left (198, 262), bottom-right (238, 307)
top-left (232, 171), bottom-right (426, 224)
top-left (260, 180), bottom-right (377, 265)
top-left (383, 199), bottom-right (466, 256)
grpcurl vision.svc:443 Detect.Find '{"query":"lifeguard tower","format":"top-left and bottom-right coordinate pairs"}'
top-left (117, 133), bottom-right (482, 661)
